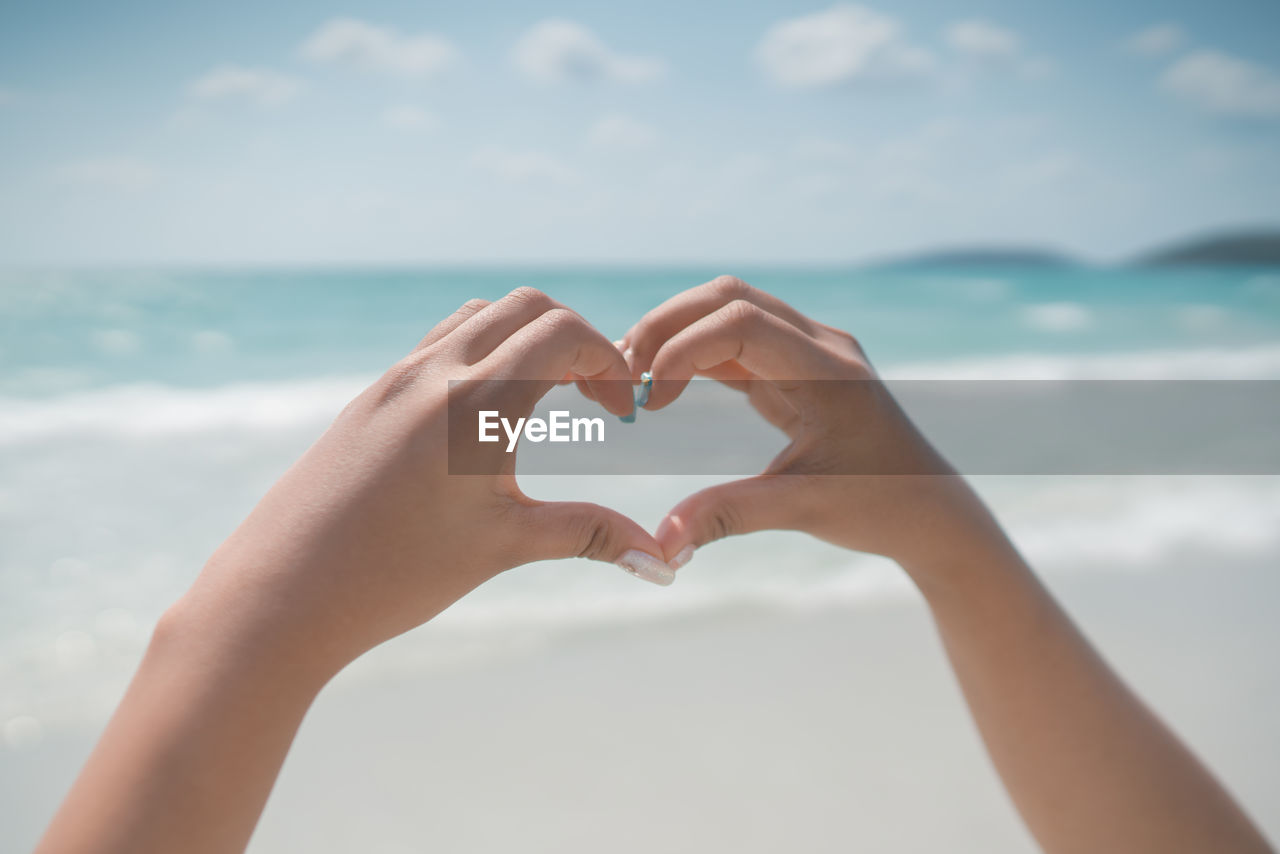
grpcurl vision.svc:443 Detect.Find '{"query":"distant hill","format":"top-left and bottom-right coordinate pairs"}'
top-left (870, 246), bottom-right (1079, 270)
top-left (1137, 230), bottom-right (1280, 267)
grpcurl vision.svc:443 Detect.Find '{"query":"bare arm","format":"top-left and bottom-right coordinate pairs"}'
top-left (623, 275), bottom-right (1274, 854)
top-left (37, 288), bottom-right (675, 854)
top-left (908, 500), bottom-right (1270, 853)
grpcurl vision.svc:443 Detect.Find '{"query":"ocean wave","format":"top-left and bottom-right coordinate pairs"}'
top-left (4, 343), bottom-right (1280, 448)
top-left (884, 343), bottom-right (1280, 380)
top-left (0, 376), bottom-right (370, 446)
top-left (4, 471), bottom-right (1279, 727)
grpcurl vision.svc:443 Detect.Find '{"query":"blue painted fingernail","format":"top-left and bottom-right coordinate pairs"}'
top-left (619, 372), bottom-right (651, 422)
top-left (636, 371), bottom-right (653, 408)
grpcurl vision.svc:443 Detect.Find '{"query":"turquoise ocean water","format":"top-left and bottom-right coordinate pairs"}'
top-left (6, 267), bottom-right (1280, 395)
top-left (3, 265), bottom-right (1280, 738)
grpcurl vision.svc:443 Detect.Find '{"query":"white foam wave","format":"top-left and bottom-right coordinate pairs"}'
top-left (0, 376), bottom-right (371, 446)
top-left (1000, 476), bottom-right (1280, 569)
top-left (884, 343), bottom-right (1280, 380)
top-left (4, 343), bottom-right (1280, 448)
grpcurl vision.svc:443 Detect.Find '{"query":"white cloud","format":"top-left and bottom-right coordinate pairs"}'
top-left (945, 19), bottom-right (1049, 79)
top-left (756, 4), bottom-right (934, 88)
top-left (300, 18), bottom-right (458, 78)
top-left (382, 104), bottom-right (436, 131)
top-left (1161, 50), bottom-right (1280, 119)
top-left (946, 19), bottom-right (1020, 60)
top-left (513, 19), bottom-right (664, 84)
top-left (188, 66), bottom-right (301, 106)
top-left (1125, 23), bottom-right (1184, 57)
top-left (587, 114), bottom-right (659, 151)
top-left (1023, 302), bottom-right (1092, 333)
top-left (469, 146), bottom-right (577, 182)
top-left (55, 157), bottom-right (159, 192)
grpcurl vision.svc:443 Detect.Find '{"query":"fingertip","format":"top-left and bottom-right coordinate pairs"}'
top-left (615, 550), bottom-right (676, 586)
top-left (588, 376), bottom-right (635, 418)
top-left (612, 339), bottom-right (635, 372)
top-left (669, 544), bottom-right (696, 570)
top-left (582, 346), bottom-right (638, 417)
top-left (635, 371), bottom-right (652, 408)
top-left (609, 517), bottom-right (674, 585)
top-left (655, 512), bottom-right (693, 557)
top-left (640, 375), bottom-right (688, 411)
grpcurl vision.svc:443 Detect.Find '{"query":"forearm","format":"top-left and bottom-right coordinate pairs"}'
top-left (903, 507), bottom-right (1272, 854)
top-left (36, 593), bottom-right (327, 854)
top-left (35, 289), bottom-right (670, 854)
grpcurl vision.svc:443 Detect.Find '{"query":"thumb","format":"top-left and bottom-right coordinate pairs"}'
top-left (523, 500), bottom-right (676, 586)
top-left (655, 476), bottom-right (799, 568)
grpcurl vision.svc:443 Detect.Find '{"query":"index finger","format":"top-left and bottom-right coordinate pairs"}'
top-left (623, 276), bottom-right (819, 378)
top-left (478, 308), bottom-right (636, 418)
top-left (645, 300), bottom-right (841, 411)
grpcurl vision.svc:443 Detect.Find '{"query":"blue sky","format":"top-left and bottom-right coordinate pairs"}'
top-left (1, 0), bottom-right (1278, 265)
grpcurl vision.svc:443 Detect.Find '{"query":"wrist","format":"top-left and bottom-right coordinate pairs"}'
top-left (155, 584), bottom-right (340, 704)
top-left (887, 478), bottom-right (1030, 605)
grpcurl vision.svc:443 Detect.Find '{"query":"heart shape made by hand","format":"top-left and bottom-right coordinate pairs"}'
top-left (551, 275), bottom-right (961, 585)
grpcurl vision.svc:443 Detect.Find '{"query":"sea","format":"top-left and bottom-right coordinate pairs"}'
top-left (3, 265), bottom-right (1280, 742)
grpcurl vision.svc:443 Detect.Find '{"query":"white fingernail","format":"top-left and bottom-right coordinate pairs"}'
top-left (669, 545), bottom-right (696, 570)
top-left (616, 550), bottom-right (676, 586)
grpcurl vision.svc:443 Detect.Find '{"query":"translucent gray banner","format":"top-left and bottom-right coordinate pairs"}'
top-left (446, 380), bottom-right (1280, 475)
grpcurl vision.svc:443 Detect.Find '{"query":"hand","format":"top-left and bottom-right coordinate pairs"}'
top-left (43, 283), bottom-right (1273, 854)
top-left (182, 287), bottom-right (671, 684)
top-left (617, 276), bottom-right (1001, 583)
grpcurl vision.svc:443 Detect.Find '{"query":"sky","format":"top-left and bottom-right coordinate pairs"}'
top-left (1, 0), bottom-right (1278, 266)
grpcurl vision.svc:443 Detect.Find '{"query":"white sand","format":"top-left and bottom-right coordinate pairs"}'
top-left (4, 559), bottom-right (1278, 853)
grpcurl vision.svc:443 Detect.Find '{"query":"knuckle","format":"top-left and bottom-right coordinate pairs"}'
top-left (710, 274), bottom-right (749, 298)
top-left (722, 298), bottom-right (764, 329)
top-left (831, 327), bottom-right (862, 353)
top-left (826, 324), bottom-right (854, 343)
top-left (371, 352), bottom-right (427, 407)
top-left (459, 297), bottom-right (490, 314)
top-left (506, 285), bottom-right (551, 307)
top-left (539, 307), bottom-right (585, 333)
top-left (625, 327), bottom-right (652, 359)
top-left (706, 501), bottom-right (743, 543)
top-left (575, 517), bottom-right (616, 561)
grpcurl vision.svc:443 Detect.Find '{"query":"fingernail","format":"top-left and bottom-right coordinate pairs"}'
top-left (619, 399), bottom-right (636, 424)
top-left (616, 550), bottom-right (675, 586)
top-left (635, 371), bottom-right (653, 408)
top-left (669, 545), bottom-right (696, 570)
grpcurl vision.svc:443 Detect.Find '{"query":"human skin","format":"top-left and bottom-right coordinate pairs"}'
top-left (618, 275), bottom-right (1275, 854)
top-left (34, 288), bottom-right (674, 854)
top-left (37, 279), bottom-right (1274, 854)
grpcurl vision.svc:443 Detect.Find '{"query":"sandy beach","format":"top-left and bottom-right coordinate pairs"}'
top-left (6, 551), bottom-right (1276, 853)
top-left (5, 1), bottom-right (1280, 846)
